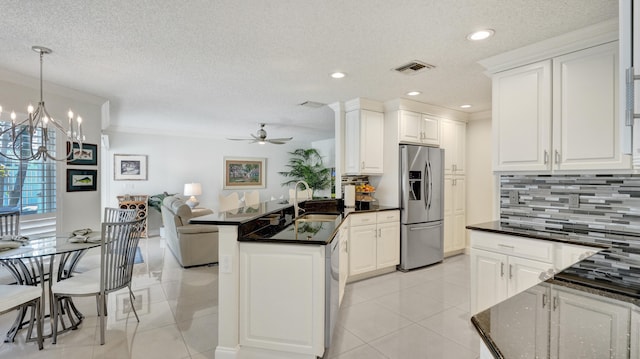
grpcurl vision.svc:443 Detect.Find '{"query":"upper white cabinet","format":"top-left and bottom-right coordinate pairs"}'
top-left (344, 107), bottom-right (384, 175)
top-left (492, 61), bottom-right (552, 171)
top-left (482, 20), bottom-right (632, 173)
top-left (398, 110), bottom-right (440, 146)
top-left (440, 119), bottom-right (466, 175)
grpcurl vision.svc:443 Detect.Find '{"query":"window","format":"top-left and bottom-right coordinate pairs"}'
top-left (0, 120), bottom-right (57, 235)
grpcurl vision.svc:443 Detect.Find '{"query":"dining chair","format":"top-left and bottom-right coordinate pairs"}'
top-left (219, 192), bottom-right (240, 212)
top-left (103, 207), bottom-right (137, 222)
top-left (0, 284), bottom-right (43, 349)
top-left (0, 210), bottom-right (20, 236)
top-left (244, 190), bottom-right (260, 207)
top-left (52, 217), bottom-right (145, 345)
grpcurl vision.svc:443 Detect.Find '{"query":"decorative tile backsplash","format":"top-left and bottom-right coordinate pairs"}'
top-left (500, 175), bottom-right (640, 241)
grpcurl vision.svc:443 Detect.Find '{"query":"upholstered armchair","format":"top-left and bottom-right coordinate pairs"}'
top-left (161, 196), bottom-right (218, 267)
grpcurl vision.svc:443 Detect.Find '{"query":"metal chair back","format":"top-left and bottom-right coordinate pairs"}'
top-left (0, 210), bottom-right (20, 236)
top-left (103, 207), bottom-right (137, 223)
top-left (100, 218), bottom-right (145, 295)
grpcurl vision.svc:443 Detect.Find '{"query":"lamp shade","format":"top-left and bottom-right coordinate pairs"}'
top-left (184, 183), bottom-right (202, 196)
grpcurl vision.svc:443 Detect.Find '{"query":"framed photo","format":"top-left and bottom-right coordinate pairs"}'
top-left (114, 154), bottom-right (148, 181)
top-left (224, 157), bottom-right (266, 189)
top-left (67, 169), bottom-right (97, 192)
top-left (66, 142), bottom-right (97, 166)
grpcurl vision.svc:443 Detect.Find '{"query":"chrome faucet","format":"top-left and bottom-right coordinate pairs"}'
top-left (293, 180), bottom-right (310, 218)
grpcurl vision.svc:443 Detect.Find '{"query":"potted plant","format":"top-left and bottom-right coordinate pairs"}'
top-left (279, 148), bottom-right (330, 197)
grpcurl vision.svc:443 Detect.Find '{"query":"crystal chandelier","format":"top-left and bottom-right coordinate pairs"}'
top-left (0, 46), bottom-right (84, 162)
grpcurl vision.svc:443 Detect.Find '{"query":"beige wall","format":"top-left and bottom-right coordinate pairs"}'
top-left (466, 112), bottom-right (496, 234)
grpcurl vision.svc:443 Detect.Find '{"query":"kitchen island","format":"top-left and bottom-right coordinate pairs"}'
top-left (467, 221), bottom-right (640, 359)
top-left (191, 199), bottom-right (398, 359)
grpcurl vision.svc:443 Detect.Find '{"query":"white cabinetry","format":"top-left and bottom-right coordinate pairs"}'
top-left (444, 176), bottom-right (466, 254)
top-left (440, 119), bottom-right (466, 175)
top-left (631, 308), bottom-right (640, 359)
top-left (345, 108), bottom-right (384, 175)
top-left (398, 110), bottom-right (440, 146)
top-left (550, 287), bottom-right (630, 359)
top-left (348, 210), bottom-right (399, 281)
top-left (470, 231), bottom-right (556, 313)
top-left (239, 242), bottom-right (325, 356)
top-left (470, 230), bottom-right (602, 314)
top-left (492, 61), bottom-right (552, 172)
top-left (487, 35), bottom-right (630, 172)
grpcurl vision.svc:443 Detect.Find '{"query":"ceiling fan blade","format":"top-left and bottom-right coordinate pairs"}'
top-left (266, 140), bottom-right (287, 144)
top-left (227, 138), bottom-right (253, 141)
top-left (267, 137), bottom-right (293, 142)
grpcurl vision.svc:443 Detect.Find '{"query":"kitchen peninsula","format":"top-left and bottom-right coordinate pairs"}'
top-left (191, 199), bottom-right (399, 359)
top-left (468, 222), bottom-right (640, 359)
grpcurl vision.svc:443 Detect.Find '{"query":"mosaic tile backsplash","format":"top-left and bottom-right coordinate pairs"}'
top-left (500, 175), bottom-right (640, 243)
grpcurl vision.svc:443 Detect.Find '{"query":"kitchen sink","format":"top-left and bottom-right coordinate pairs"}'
top-left (295, 213), bottom-right (340, 223)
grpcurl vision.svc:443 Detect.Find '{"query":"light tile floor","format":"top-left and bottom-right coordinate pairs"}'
top-left (0, 237), bottom-right (479, 359)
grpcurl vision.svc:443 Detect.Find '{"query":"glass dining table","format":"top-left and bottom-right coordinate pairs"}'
top-left (0, 233), bottom-right (101, 343)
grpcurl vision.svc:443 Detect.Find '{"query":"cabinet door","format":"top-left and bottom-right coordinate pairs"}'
top-left (399, 110), bottom-right (422, 144)
top-left (360, 110), bottom-right (384, 174)
top-left (348, 224), bottom-right (377, 276)
top-left (631, 308), bottom-right (640, 359)
top-left (344, 110), bottom-right (360, 174)
top-left (471, 249), bottom-right (508, 313)
top-left (507, 256), bottom-right (551, 298)
top-left (444, 177), bottom-right (465, 254)
top-left (492, 60), bottom-right (552, 171)
top-left (338, 227), bottom-right (349, 306)
top-left (440, 119), bottom-right (466, 175)
top-left (421, 115), bottom-right (440, 146)
top-left (376, 221), bottom-right (399, 268)
top-left (552, 42), bottom-right (628, 170)
top-left (550, 287), bottom-right (630, 359)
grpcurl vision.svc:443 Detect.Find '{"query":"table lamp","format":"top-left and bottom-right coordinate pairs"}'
top-left (184, 183), bottom-right (202, 208)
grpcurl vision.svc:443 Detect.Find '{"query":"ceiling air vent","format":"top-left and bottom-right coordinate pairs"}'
top-left (394, 60), bottom-right (435, 75)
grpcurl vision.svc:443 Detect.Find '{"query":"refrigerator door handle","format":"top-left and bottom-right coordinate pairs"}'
top-left (426, 160), bottom-right (432, 210)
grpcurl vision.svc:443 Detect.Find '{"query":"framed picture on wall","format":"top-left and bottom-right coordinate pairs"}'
top-left (67, 169), bottom-right (97, 192)
top-left (223, 157), bottom-right (266, 189)
top-left (114, 154), bottom-right (148, 181)
top-left (66, 142), bottom-right (98, 166)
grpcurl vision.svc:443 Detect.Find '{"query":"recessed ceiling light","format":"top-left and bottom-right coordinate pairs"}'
top-left (330, 72), bottom-right (346, 79)
top-left (406, 91), bottom-right (421, 96)
top-left (467, 29), bottom-right (495, 41)
top-left (460, 104), bottom-right (472, 109)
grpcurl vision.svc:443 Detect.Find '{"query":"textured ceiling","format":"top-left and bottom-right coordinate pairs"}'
top-left (0, 0), bottom-right (618, 142)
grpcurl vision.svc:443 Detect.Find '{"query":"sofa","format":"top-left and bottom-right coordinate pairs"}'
top-left (161, 196), bottom-right (218, 267)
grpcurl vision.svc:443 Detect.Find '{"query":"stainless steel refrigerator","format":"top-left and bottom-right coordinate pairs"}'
top-left (398, 144), bottom-right (444, 271)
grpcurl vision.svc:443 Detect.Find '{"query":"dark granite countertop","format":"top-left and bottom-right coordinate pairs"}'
top-left (468, 221), bottom-right (640, 358)
top-left (191, 198), bottom-right (398, 245)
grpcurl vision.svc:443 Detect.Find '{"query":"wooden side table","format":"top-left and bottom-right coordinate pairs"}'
top-left (117, 195), bottom-right (149, 238)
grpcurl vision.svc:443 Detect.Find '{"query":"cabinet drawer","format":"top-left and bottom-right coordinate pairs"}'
top-left (376, 210), bottom-right (399, 224)
top-left (471, 231), bottom-right (554, 264)
top-left (349, 213), bottom-right (377, 226)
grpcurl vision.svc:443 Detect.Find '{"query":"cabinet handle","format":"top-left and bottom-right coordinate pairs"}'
top-left (361, 161), bottom-right (365, 170)
top-left (509, 264), bottom-right (513, 279)
top-left (544, 150), bottom-right (549, 164)
top-left (453, 164), bottom-right (457, 172)
top-left (500, 262), bottom-right (504, 277)
top-left (626, 67), bottom-right (640, 126)
top-left (542, 293), bottom-right (548, 308)
top-left (497, 244), bottom-right (514, 249)
top-left (554, 150), bottom-right (560, 164)
top-left (553, 296), bottom-right (559, 311)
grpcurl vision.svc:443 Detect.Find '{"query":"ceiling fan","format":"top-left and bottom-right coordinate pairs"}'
top-left (227, 123), bottom-right (293, 145)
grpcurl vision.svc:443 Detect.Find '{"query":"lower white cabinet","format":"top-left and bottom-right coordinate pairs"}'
top-left (348, 211), bottom-right (399, 280)
top-left (444, 176), bottom-right (466, 254)
top-left (471, 248), bottom-right (550, 313)
top-left (630, 308), bottom-right (640, 359)
top-left (239, 242), bottom-right (325, 356)
top-left (550, 287), bottom-right (630, 359)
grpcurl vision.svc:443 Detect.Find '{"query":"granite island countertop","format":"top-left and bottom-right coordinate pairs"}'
top-left (468, 221), bottom-right (640, 358)
top-left (191, 198), bottom-right (398, 245)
